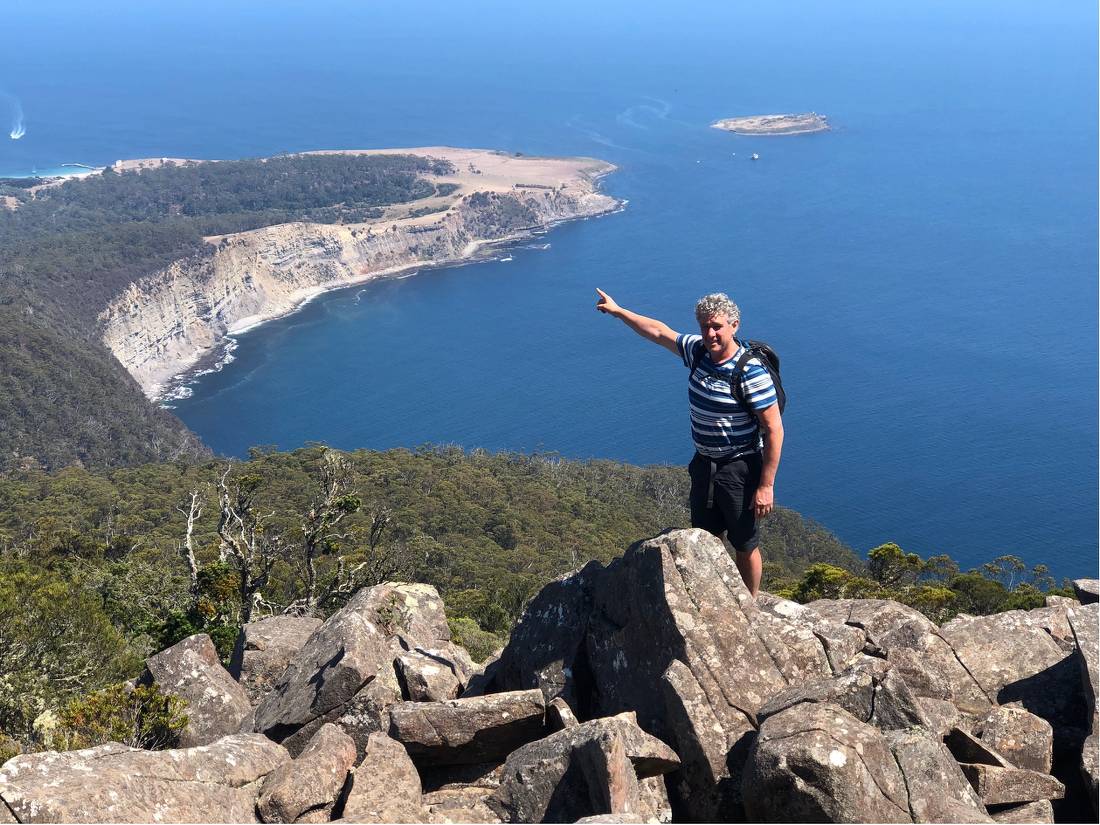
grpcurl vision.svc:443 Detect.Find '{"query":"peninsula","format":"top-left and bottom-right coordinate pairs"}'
top-left (711, 112), bottom-right (829, 135)
top-left (96, 148), bottom-right (621, 400)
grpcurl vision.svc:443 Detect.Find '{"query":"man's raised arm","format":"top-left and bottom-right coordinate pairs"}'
top-left (595, 288), bottom-right (680, 355)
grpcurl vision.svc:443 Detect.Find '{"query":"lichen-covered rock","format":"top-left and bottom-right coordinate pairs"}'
top-left (885, 730), bottom-right (991, 823)
top-left (958, 763), bottom-right (1065, 806)
top-left (230, 615), bottom-right (323, 705)
top-left (0, 734), bottom-right (288, 823)
top-left (1072, 579), bottom-right (1099, 605)
top-left (755, 594), bottom-right (866, 674)
top-left (974, 705), bottom-right (1054, 774)
top-left (756, 657), bottom-right (927, 731)
top-left (254, 583), bottom-right (450, 755)
top-left (742, 702), bottom-right (911, 823)
top-left (140, 633), bottom-right (252, 747)
top-left (396, 646), bottom-right (472, 702)
top-left (987, 799), bottom-right (1055, 823)
top-left (388, 689), bottom-right (546, 765)
top-left (491, 560), bottom-right (604, 709)
top-left (257, 723), bottom-right (356, 824)
top-left (489, 714), bottom-right (679, 824)
top-left (941, 609), bottom-right (1083, 731)
top-left (1078, 733), bottom-right (1098, 812)
top-left (341, 731), bottom-right (426, 823)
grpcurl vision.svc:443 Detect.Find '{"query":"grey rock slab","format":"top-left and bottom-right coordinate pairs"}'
top-left (987, 799), bottom-right (1055, 823)
top-left (659, 658), bottom-right (751, 822)
top-left (489, 714), bottom-right (678, 824)
top-left (946, 727), bottom-right (1013, 768)
top-left (140, 632), bottom-right (252, 747)
top-left (1069, 602), bottom-right (1099, 730)
top-left (757, 657), bottom-right (927, 731)
top-left (548, 696), bottom-right (579, 730)
top-left (913, 697), bottom-right (962, 737)
top-left (254, 583), bottom-right (450, 751)
top-left (755, 594), bottom-right (866, 673)
top-left (942, 609), bottom-right (1084, 730)
top-left (1073, 579), bottom-right (1099, 605)
top-left (423, 788), bottom-right (501, 824)
top-left (886, 729), bottom-right (991, 823)
top-left (958, 763), bottom-right (1065, 805)
top-left (974, 706), bottom-right (1054, 774)
top-left (742, 702), bottom-right (912, 823)
top-left (396, 648), bottom-right (465, 702)
top-left (491, 560), bottom-right (603, 708)
top-left (388, 689), bottom-right (547, 766)
top-left (341, 731), bottom-right (426, 824)
top-left (0, 734), bottom-right (288, 824)
top-left (1080, 733), bottom-right (1098, 814)
top-left (230, 615), bottom-right (322, 706)
top-left (257, 722), bottom-right (357, 824)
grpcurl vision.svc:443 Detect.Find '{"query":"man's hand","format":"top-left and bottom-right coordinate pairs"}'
top-left (595, 288), bottom-right (621, 316)
top-left (754, 484), bottom-right (775, 519)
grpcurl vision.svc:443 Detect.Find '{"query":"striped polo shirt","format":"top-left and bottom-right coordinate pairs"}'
top-left (676, 333), bottom-right (778, 459)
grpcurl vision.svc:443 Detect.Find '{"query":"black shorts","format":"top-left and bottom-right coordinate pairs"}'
top-left (688, 451), bottom-right (762, 553)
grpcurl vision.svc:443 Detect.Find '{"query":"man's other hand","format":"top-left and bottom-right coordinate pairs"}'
top-left (595, 288), bottom-right (620, 316)
top-left (754, 484), bottom-right (775, 519)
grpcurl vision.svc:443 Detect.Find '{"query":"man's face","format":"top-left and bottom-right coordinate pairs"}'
top-left (699, 313), bottom-right (738, 358)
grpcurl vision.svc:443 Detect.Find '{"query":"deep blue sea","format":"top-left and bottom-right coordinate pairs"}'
top-left (2, 0), bottom-right (1096, 578)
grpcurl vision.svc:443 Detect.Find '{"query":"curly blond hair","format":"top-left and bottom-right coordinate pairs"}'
top-left (694, 293), bottom-right (740, 325)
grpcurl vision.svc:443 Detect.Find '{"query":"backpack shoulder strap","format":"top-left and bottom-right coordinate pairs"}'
top-left (688, 339), bottom-right (706, 378)
top-left (730, 341), bottom-right (755, 407)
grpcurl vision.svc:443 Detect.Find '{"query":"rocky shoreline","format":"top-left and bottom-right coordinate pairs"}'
top-left (2, 528), bottom-right (1096, 823)
top-left (96, 148), bottom-right (623, 401)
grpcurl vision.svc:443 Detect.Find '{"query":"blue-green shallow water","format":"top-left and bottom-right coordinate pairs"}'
top-left (2, 1), bottom-right (1096, 577)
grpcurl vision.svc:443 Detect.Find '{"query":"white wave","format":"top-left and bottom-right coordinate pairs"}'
top-left (2, 91), bottom-right (24, 139)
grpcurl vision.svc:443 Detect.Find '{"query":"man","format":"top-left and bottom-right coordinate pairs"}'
top-left (595, 288), bottom-right (783, 597)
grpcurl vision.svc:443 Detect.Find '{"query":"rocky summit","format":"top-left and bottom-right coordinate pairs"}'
top-left (0, 529), bottom-right (1096, 823)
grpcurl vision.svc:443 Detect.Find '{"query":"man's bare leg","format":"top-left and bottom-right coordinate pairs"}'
top-left (734, 547), bottom-right (762, 597)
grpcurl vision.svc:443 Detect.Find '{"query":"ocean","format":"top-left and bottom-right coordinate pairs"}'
top-left (2, 0), bottom-right (1096, 578)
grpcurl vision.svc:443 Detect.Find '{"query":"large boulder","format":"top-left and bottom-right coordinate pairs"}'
top-left (140, 633), bottom-right (252, 747)
top-left (958, 764), bottom-right (1065, 806)
top-left (973, 705), bottom-right (1054, 774)
top-left (1068, 602), bottom-right (1099, 811)
top-left (885, 729), bottom-right (992, 823)
top-left (0, 734), bottom-right (288, 823)
top-left (810, 599), bottom-right (991, 712)
top-left (1072, 579), bottom-right (1099, 605)
top-left (742, 702), bottom-right (911, 823)
top-left (341, 731), bottom-right (426, 823)
top-left (396, 644), bottom-right (476, 702)
top-left (388, 689), bottom-right (547, 765)
top-left (756, 657), bottom-right (928, 731)
top-left (253, 583), bottom-right (452, 755)
top-left (230, 615), bottom-right (323, 705)
top-left (941, 609), bottom-right (1085, 736)
top-left (488, 713), bottom-right (679, 824)
top-left (257, 723), bottom-right (356, 823)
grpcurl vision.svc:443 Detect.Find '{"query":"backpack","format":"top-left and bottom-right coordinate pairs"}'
top-left (690, 338), bottom-right (787, 414)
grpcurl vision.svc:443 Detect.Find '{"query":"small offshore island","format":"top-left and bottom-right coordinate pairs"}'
top-left (711, 112), bottom-right (829, 136)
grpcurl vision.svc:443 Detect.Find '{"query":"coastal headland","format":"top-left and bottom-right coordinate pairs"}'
top-left (96, 148), bottom-right (622, 401)
top-left (711, 113), bottom-right (829, 135)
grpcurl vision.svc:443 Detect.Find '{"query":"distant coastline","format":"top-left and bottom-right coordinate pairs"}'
top-left (711, 113), bottom-right (829, 136)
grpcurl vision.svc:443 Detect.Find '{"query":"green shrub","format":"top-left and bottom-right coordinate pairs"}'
top-left (448, 616), bottom-right (507, 664)
top-left (53, 683), bottom-right (188, 751)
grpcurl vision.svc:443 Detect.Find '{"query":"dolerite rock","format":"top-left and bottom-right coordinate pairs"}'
top-left (987, 799), bottom-right (1055, 823)
top-left (488, 713), bottom-right (679, 824)
top-left (810, 598), bottom-right (991, 713)
top-left (230, 615), bottom-right (323, 705)
top-left (742, 702), bottom-right (911, 823)
top-left (1072, 579), bottom-right (1099, 605)
top-left (1068, 602), bottom-right (1099, 810)
top-left (490, 560), bottom-right (603, 710)
top-left (140, 633), bottom-right (252, 747)
top-left (396, 646), bottom-right (473, 702)
top-left (885, 730), bottom-right (992, 823)
top-left (756, 657), bottom-right (928, 731)
top-left (254, 583), bottom-right (451, 755)
top-left (941, 608), bottom-right (1085, 736)
top-left (755, 593), bottom-right (865, 674)
top-left (958, 763), bottom-right (1065, 806)
top-left (257, 723), bottom-right (356, 823)
top-left (548, 696), bottom-right (580, 730)
top-left (974, 705), bottom-right (1054, 774)
top-left (341, 731), bottom-right (426, 823)
top-left (388, 689), bottom-right (547, 765)
top-left (0, 734), bottom-right (288, 823)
